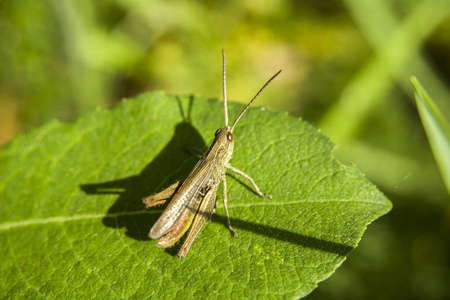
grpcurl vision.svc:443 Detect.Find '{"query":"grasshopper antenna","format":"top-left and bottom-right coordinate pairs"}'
top-left (223, 49), bottom-right (229, 126)
top-left (231, 69), bottom-right (282, 132)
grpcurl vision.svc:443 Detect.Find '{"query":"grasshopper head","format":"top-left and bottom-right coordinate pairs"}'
top-left (211, 125), bottom-right (234, 162)
top-left (214, 126), bottom-right (234, 146)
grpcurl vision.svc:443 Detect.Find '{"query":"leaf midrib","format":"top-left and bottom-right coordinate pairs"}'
top-left (0, 198), bottom-right (388, 231)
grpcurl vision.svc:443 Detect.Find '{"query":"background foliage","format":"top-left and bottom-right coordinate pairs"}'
top-left (1, 0), bottom-right (449, 299)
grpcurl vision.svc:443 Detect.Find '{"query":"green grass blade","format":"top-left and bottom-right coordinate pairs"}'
top-left (411, 76), bottom-right (450, 195)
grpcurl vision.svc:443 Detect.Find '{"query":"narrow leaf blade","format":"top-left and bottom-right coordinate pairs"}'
top-left (411, 76), bottom-right (450, 194)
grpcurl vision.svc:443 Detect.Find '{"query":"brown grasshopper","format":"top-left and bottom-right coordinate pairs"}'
top-left (143, 50), bottom-right (281, 257)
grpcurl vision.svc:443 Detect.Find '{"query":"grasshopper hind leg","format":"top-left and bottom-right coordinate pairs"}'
top-left (143, 181), bottom-right (181, 208)
top-left (177, 186), bottom-right (217, 258)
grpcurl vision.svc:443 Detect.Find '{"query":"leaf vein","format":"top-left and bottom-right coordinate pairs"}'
top-left (0, 198), bottom-right (388, 231)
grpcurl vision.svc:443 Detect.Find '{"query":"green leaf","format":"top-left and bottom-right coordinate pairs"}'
top-left (411, 77), bottom-right (450, 195)
top-left (0, 92), bottom-right (391, 299)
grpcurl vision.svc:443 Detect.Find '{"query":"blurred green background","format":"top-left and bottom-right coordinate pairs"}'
top-left (1, 0), bottom-right (449, 299)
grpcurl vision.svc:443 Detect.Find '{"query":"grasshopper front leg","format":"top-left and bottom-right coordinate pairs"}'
top-left (226, 163), bottom-right (272, 199)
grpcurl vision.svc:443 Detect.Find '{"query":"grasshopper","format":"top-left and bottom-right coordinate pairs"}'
top-left (143, 50), bottom-right (281, 257)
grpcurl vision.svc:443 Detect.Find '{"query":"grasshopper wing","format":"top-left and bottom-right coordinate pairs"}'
top-left (149, 158), bottom-right (214, 239)
top-left (177, 182), bottom-right (219, 257)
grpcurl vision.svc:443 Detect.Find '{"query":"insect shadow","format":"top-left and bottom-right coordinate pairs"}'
top-left (80, 96), bottom-right (206, 241)
top-left (80, 96), bottom-right (354, 256)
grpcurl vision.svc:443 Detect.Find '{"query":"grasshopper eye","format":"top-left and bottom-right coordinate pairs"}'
top-left (227, 132), bottom-right (234, 142)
